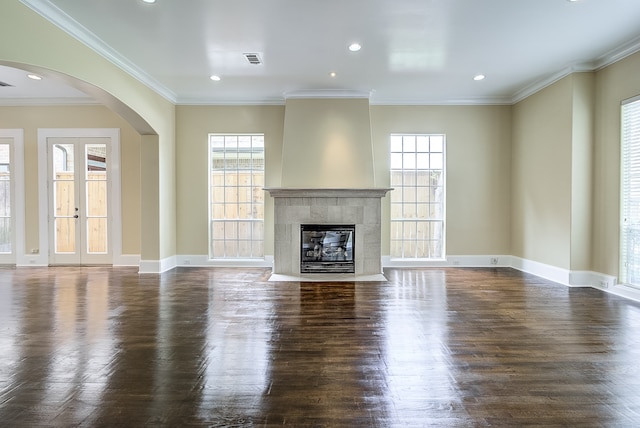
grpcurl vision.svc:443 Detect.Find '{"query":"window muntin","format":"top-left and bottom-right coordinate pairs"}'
top-left (209, 134), bottom-right (265, 259)
top-left (621, 97), bottom-right (640, 287)
top-left (390, 134), bottom-right (445, 259)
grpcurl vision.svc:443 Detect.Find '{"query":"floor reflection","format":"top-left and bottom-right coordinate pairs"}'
top-left (1, 266), bottom-right (640, 426)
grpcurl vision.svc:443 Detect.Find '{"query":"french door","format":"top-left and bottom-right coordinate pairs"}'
top-left (47, 136), bottom-right (112, 265)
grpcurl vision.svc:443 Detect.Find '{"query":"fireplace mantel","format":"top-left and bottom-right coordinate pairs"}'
top-left (265, 188), bottom-right (392, 198)
top-left (265, 187), bottom-right (392, 281)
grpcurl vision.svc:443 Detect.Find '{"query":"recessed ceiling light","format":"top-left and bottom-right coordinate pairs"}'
top-left (210, 75), bottom-right (221, 81)
top-left (142, 0), bottom-right (156, 3)
top-left (348, 43), bottom-right (361, 52)
top-left (330, 72), bottom-right (337, 77)
top-left (473, 74), bottom-right (485, 81)
top-left (27, 74), bottom-right (42, 80)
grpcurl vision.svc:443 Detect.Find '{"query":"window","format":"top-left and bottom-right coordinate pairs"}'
top-left (0, 144), bottom-right (12, 253)
top-left (621, 97), bottom-right (640, 287)
top-left (209, 134), bottom-right (265, 259)
top-left (390, 134), bottom-right (445, 259)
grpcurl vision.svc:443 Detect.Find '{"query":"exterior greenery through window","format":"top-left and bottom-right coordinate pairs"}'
top-left (390, 134), bottom-right (445, 259)
top-left (209, 134), bottom-right (264, 259)
top-left (620, 97), bottom-right (640, 287)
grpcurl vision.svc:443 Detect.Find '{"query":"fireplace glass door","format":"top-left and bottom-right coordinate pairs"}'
top-left (300, 224), bottom-right (355, 273)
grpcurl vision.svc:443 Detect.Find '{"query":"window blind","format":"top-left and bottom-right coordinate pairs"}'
top-left (620, 97), bottom-right (640, 286)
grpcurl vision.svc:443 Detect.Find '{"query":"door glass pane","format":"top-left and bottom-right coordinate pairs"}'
top-left (0, 218), bottom-right (10, 253)
top-left (85, 144), bottom-right (108, 255)
top-left (55, 218), bottom-right (75, 253)
top-left (55, 181), bottom-right (75, 217)
top-left (53, 144), bottom-right (74, 176)
top-left (87, 218), bottom-right (107, 253)
top-left (86, 181), bottom-right (107, 216)
top-left (86, 144), bottom-right (107, 179)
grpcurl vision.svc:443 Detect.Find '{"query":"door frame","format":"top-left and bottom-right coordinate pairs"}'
top-left (37, 128), bottom-right (121, 266)
top-left (0, 129), bottom-right (26, 265)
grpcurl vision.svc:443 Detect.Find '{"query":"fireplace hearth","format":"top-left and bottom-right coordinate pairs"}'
top-left (301, 224), bottom-right (355, 273)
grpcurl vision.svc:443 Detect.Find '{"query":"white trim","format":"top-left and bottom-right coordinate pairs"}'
top-left (383, 254), bottom-right (511, 268)
top-left (606, 283), bottom-right (640, 303)
top-left (176, 254), bottom-right (273, 268)
top-left (139, 255), bottom-right (177, 274)
top-left (510, 256), bottom-right (572, 285)
top-left (14, 0), bottom-right (640, 108)
top-left (0, 98), bottom-right (98, 107)
top-left (37, 128), bottom-right (121, 265)
top-left (283, 89), bottom-right (372, 99)
top-left (18, 0), bottom-right (176, 103)
top-left (113, 254), bottom-right (140, 267)
top-left (0, 129), bottom-right (26, 265)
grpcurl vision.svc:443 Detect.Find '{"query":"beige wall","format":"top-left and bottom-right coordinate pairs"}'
top-left (512, 77), bottom-right (574, 269)
top-left (512, 73), bottom-right (599, 271)
top-left (370, 105), bottom-right (512, 256)
top-left (0, 105), bottom-right (141, 255)
top-left (175, 104), bottom-right (512, 257)
top-left (1, 0), bottom-right (175, 262)
top-left (281, 98), bottom-right (375, 187)
top-left (593, 52), bottom-right (640, 276)
top-left (570, 73), bottom-right (595, 271)
top-left (175, 105), bottom-right (285, 256)
top-left (3, 0), bottom-right (640, 277)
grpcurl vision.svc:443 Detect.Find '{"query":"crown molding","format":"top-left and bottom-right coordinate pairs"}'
top-left (592, 34), bottom-right (640, 71)
top-left (511, 37), bottom-right (640, 104)
top-left (13, 0), bottom-right (640, 107)
top-left (176, 97), bottom-right (285, 106)
top-left (19, 0), bottom-right (177, 103)
top-left (283, 89), bottom-right (373, 100)
top-left (0, 97), bottom-right (100, 106)
top-left (369, 96), bottom-right (512, 106)
top-left (510, 63), bottom-right (595, 105)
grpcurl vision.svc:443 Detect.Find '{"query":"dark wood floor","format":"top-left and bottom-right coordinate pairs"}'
top-left (0, 267), bottom-right (639, 427)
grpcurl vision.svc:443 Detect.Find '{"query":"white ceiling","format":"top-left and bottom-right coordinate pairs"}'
top-left (3, 0), bottom-right (640, 105)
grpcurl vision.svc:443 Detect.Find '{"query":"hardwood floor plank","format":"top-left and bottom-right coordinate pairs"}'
top-left (0, 266), bottom-right (639, 426)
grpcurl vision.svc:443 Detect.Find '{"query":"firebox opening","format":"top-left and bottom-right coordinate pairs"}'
top-left (300, 224), bottom-right (355, 274)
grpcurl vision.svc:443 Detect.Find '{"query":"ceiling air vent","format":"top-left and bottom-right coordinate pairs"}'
top-left (0, 81), bottom-right (13, 87)
top-left (243, 53), bottom-right (262, 65)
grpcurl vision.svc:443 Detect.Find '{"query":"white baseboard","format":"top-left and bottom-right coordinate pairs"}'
top-left (113, 254), bottom-right (140, 267)
top-left (383, 254), bottom-right (640, 302)
top-left (139, 255), bottom-right (177, 274)
top-left (382, 255), bottom-right (511, 268)
top-left (16, 253), bottom-right (48, 267)
top-left (10, 250), bottom-right (640, 303)
top-left (175, 255), bottom-right (273, 268)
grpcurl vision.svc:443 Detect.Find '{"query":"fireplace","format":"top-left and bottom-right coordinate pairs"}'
top-left (300, 224), bottom-right (355, 273)
top-left (265, 188), bottom-right (392, 280)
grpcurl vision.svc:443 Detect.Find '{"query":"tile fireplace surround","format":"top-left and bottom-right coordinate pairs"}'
top-left (265, 188), bottom-right (392, 281)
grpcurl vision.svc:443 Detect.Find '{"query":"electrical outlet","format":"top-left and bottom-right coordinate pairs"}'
top-left (490, 257), bottom-right (498, 265)
top-left (452, 260), bottom-right (460, 266)
top-left (184, 259), bottom-right (191, 265)
top-left (599, 280), bottom-right (608, 288)
top-left (31, 248), bottom-right (39, 254)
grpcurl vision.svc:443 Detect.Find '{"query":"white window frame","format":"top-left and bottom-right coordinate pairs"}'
top-left (208, 133), bottom-right (265, 260)
top-left (620, 95), bottom-right (640, 287)
top-left (390, 133), bottom-right (446, 260)
top-left (0, 129), bottom-right (25, 265)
